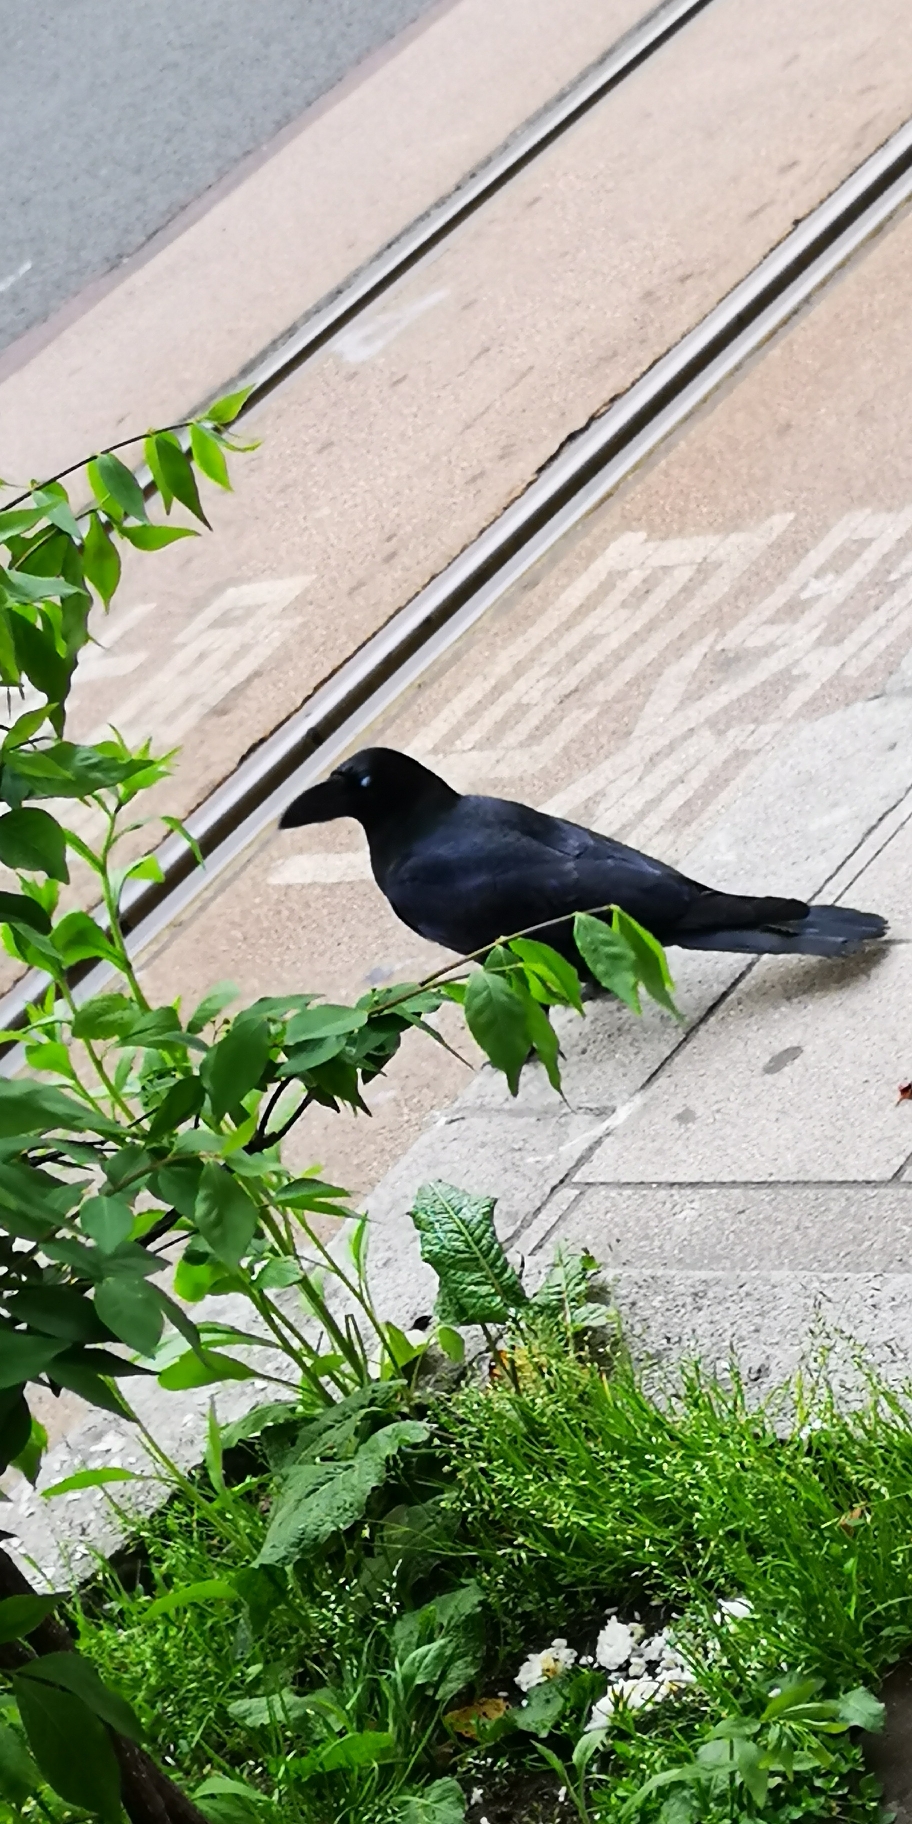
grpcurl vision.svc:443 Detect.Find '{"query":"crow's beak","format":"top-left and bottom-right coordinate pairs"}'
top-left (279, 774), bottom-right (353, 828)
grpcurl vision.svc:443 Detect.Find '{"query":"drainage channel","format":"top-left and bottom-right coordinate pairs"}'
top-left (3, 109), bottom-right (912, 1048)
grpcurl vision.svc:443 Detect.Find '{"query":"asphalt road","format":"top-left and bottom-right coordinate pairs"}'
top-left (0, 0), bottom-right (442, 354)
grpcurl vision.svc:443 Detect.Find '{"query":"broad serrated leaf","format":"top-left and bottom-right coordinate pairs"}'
top-left (410, 1181), bottom-right (526, 1325)
top-left (833, 1686), bottom-right (885, 1732)
top-left (256, 1420), bottom-right (429, 1565)
top-left (395, 1776), bottom-right (467, 1824)
top-left (292, 1728), bottom-right (396, 1778)
top-left (0, 808), bottom-right (68, 881)
top-left (464, 968), bottom-right (530, 1095)
top-left (12, 1677), bottom-right (121, 1821)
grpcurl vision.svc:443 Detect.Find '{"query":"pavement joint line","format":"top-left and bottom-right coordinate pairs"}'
top-left (6, 107), bottom-right (912, 1055)
top-left (564, 1179), bottom-right (912, 1190)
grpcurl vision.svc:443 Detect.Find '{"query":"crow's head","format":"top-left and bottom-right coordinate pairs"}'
top-left (279, 747), bottom-right (458, 834)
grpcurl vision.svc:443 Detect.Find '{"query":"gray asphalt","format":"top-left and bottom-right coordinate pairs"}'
top-left (0, 0), bottom-right (444, 354)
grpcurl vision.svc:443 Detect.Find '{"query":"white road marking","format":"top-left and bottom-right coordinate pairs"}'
top-left (270, 851), bottom-right (372, 885)
top-left (331, 290), bottom-right (448, 363)
top-left (0, 259), bottom-right (32, 295)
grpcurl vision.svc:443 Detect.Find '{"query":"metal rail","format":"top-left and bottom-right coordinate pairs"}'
top-left (3, 109), bottom-right (912, 1048)
top-left (188, 0), bottom-right (716, 425)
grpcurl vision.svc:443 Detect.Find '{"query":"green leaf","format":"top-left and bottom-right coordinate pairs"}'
top-left (11, 1414), bottom-right (47, 1487)
top-left (410, 1181), bottom-right (527, 1325)
top-left (464, 968), bottom-right (530, 1095)
top-left (95, 1277), bottom-right (164, 1357)
top-left (52, 909), bottom-right (122, 967)
top-left (187, 982), bottom-right (238, 1034)
top-left (0, 1332), bottom-right (67, 1390)
top-left (284, 1003), bottom-right (367, 1045)
top-left (158, 1348), bottom-right (258, 1391)
top-left (0, 1719), bottom-right (40, 1806)
top-left (45, 1356), bottom-right (135, 1418)
top-left (257, 1421), bottom-right (429, 1565)
top-left (194, 1773), bottom-right (272, 1824)
top-left (118, 522), bottom-right (197, 550)
top-left (531, 1245), bottom-right (601, 1322)
top-left (6, 1285), bottom-right (112, 1344)
top-left (834, 1687), bottom-right (885, 1732)
top-left (202, 1014), bottom-right (271, 1120)
top-left (143, 1578), bottom-right (238, 1621)
top-left (12, 1676), bottom-right (122, 1821)
top-left (574, 913), bottom-right (642, 1010)
top-left (2, 567), bottom-right (80, 602)
top-left (509, 937), bottom-right (584, 1012)
top-left (0, 891), bottom-right (52, 935)
top-left (613, 908), bottom-right (680, 1017)
top-left (148, 432), bottom-right (209, 525)
top-left (93, 451), bottom-right (149, 523)
top-left (203, 387), bottom-right (251, 426)
top-left (147, 1073), bottom-right (205, 1137)
top-left (190, 422), bottom-right (231, 489)
top-left (0, 1594), bottom-right (62, 1644)
top-left (71, 992), bottom-right (136, 1040)
top-left (515, 1681), bottom-right (567, 1735)
top-left (42, 1466), bottom-right (143, 1498)
top-left (82, 512), bottom-right (121, 606)
top-left (17, 1651), bottom-right (141, 1741)
top-left (195, 1163), bottom-right (258, 1266)
top-left (435, 1324), bottom-right (465, 1363)
top-left (80, 1194), bottom-right (135, 1252)
top-left (395, 1777), bottom-right (466, 1824)
top-left (0, 1077), bottom-right (116, 1137)
top-left (0, 808), bottom-right (69, 881)
top-left (292, 1729), bottom-right (396, 1778)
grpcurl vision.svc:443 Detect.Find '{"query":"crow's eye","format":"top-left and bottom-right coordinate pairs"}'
top-left (359, 773), bottom-right (371, 788)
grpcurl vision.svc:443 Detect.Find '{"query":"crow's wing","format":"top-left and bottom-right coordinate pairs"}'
top-left (378, 794), bottom-right (700, 953)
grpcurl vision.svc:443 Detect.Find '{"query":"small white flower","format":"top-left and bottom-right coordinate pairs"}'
top-left (515, 1638), bottom-right (578, 1691)
top-left (641, 1631), bottom-right (667, 1662)
top-left (715, 1597), bottom-right (752, 1623)
top-left (629, 1623), bottom-right (646, 1644)
top-left (628, 1655), bottom-right (647, 1678)
top-left (596, 1617), bottom-right (635, 1669)
top-left (470, 1790), bottom-right (484, 1806)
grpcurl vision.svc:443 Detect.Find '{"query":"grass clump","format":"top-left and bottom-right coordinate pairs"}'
top-left (26, 1325), bottom-right (912, 1824)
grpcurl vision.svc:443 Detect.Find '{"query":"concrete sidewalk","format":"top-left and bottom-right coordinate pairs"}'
top-left (12, 676), bottom-right (912, 1587)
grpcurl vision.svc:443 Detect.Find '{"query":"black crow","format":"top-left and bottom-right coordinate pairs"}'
top-left (279, 747), bottom-right (886, 966)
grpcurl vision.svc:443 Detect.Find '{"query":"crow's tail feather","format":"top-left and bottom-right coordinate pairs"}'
top-left (675, 903), bottom-right (887, 958)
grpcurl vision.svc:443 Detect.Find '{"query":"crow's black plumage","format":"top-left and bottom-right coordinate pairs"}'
top-left (279, 747), bottom-right (887, 966)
